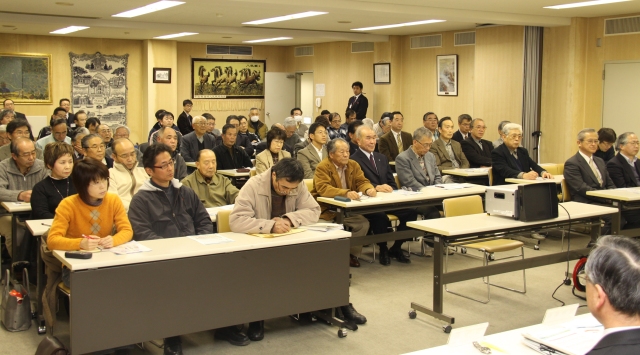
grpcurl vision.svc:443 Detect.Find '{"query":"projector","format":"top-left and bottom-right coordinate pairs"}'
top-left (485, 182), bottom-right (558, 222)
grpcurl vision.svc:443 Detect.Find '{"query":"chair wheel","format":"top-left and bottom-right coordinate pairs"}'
top-left (443, 325), bottom-right (452, 333)
top-left (488, 253), bottom-right (495, 261)
top-left (461, 248), bottom-right (467, 254)
top-left (38, 325), bottom-right (46, 334)
top-left (534, 245), bottom-right (540, 251)
top-left (409, 310), bottom-right (417, 319)
top-left (338, 328), bottom-right (348, 338)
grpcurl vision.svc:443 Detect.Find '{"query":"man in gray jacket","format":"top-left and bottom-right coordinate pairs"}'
top-left (0, 138), bottom-right (48, 258)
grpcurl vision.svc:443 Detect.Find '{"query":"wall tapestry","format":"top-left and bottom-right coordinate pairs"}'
top-left (0, 53), bottom-right (52, 104)
top-left (70, 52), bottom-right (128, 126)
top-left (192, 59), bottom-right (265, 99)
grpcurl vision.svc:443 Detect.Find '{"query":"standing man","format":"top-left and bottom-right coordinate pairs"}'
top-left (3, 99), bottom-right (26, 120)
top-left (177, 99), bottom-right (194, 136)
top-left (82, 133), bottom-right (114, 168)
top-left (247, 107), bottom-right (266, 140)
top-left (452, 114), bottom-right (472, 142)
top-left (430, 117), bottom-right (470, 181)
top-left (297, 123), bottom-right (328, 179)
top-left (59, 98), bottom-right (74, 126)
top-left (213, 123), bottom-right (253, 170)
top-left (378, 111), bottom-right (412, 163)
top-left (461, 118), bottom-right (493, 168)
top-left (422, 112), bottom-right (439, 141)
top-left (492, 123), bottom-right (550, 186)
top-left (108, 138), bottom-right (149, 212)
top-left (35, 118), bottom-right (71, 150)
top-left (180, 116), bottom-right (217, 164)
top-left (181, 149), bottom-right (238, 208)
top-left (346, 81), bottom-right (368, 120)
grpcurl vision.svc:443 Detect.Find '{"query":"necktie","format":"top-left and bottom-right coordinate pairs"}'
top-left (419, 156), bottom-right (430, 184)
top-left (369, 154), bottom-right (378, 173)
top-left (397, 133), bottom-right (404, 153)
top-left (589, 158), bottom-right (603, 186)
top-left (446, 143), bottom-right (459, 168)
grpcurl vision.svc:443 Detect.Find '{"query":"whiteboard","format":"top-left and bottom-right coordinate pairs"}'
top-left (602, 62), bottom-right (640, 135)
top-left (25, 115), bottom-right (47, 138)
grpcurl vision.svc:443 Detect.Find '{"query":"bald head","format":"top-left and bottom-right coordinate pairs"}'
top-left (112, 138), bottom-right (137, 170)
top-left (196, 149), bottom-right (217, 179)
top-left (11, 137), bottom-right (36, 170)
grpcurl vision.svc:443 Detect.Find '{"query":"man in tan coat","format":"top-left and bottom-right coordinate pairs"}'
top-left (181, 149), bottom-right (238, 208)
top-left (108, 138), bottom-right (149, 211)
top-left (430, 116), bottom-right (470, 182)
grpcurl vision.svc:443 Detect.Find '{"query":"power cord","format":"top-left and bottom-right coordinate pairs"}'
top-left (550, 204), bottom-right (572, 306)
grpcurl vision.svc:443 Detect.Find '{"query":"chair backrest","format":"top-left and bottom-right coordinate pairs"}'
top-left (394, 174), bottom-right (401, 189)
top-left (443, 195), bottom-right (484, 217)
top-left (488, 168), bottom-right (493, 186)
top-left (250, 169), bottom-right (257, 177)
top-left (556, 163), bottom-right (564, 175)
top-left (560, 179), bottom-right (571, 202)
top-left (217, 210), bottom-right (232, 233)
top-left (304, 179), bottom-right (314, 192)
top-left (139, 142), bottom-right (149, 154)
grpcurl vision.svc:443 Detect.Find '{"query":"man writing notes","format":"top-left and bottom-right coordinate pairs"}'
top-left (491, 123), bottom-right (551, 185)
top-left (378, 111), bottom-right (412, 163)
top-left (346, 81), bottom-right (368, 120)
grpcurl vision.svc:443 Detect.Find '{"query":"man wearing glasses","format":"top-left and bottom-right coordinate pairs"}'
top-left (35, 118), bottom-right (71, 150)
top-left (0, 120), bottom-right (43, 161)
top-left (607, 132), bottom-right (640, 230)
top-left (128, 143), bottom-right (213, 355)
top-left (460, 118), bottom-right (494, 168)
top-left (108, 138), bottom-right (149, 212)
top-left (82, 133), bottom-right (113, 168)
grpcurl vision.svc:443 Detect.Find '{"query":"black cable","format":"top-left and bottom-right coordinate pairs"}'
top-left (550, 204), bottom-right (572, 306)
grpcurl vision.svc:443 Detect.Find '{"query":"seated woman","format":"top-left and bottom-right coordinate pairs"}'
top-left (31, 142), bottom-right (77, 219)
top-left (255, 127), bottom-right (291, 174)
top-left (595, 127), bottom-right (617, 163)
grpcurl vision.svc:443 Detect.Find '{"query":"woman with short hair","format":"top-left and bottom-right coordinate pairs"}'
top-left (255, 127), bottom-right (291, 174)
top-left (31, 142), bottom-right (78, 219)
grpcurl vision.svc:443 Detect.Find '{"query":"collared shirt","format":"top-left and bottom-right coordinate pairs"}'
top-left (349, 94), bottom-right (361, 109)
top-left (473, 137), bottom-right (483, 150)
top-left (312, 143), bottom-right (324, 160)
top-left (579, 150), bottom-right (603, 183)
top-left (411, 147), bottom-right (430, 185)
top-left (458, 129), bottom-right (468, 140)
top-left (442, 138), bottom-right (460, 168)
top-left (333, 163), bottom-right (348, 189)
top-left (622, 153), bottom-right (640, 185)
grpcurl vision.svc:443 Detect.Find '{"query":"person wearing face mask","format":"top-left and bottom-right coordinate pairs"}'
top-left (290, 107), bottom-right (308, 138)
top-left (31, 142), bottom-right (78, 219)
top-left (247, 107), bottom-right (266, 140)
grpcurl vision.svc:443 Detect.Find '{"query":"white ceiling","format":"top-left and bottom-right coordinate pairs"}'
top-left (1, 0), bottom-right (639, 45)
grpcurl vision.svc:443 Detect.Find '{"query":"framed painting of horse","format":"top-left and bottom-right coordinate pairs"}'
top-left (192, 59), bottom-right (266, 99)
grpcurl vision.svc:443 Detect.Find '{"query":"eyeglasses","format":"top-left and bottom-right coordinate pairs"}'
top-left (194, 122), bottom-right (207, 126)
top-left (626, 141), bottom-right (640, 146)
top-left (85, 144), bottom-right (106, 150)
top-left (415, 140), bottom-right (432, 148)
top-left (583, 139), bottom-right (599, 145)
top-left (507, 134), bottom-right (523, 140)
top-left (154, 159), bottom-right (175, 170)
top-left (332, 119), bottom-right (342, 123)
top-left (474, 126), bottom-right (487, 130)
top-left (99, 129), bottom-right (111, 134)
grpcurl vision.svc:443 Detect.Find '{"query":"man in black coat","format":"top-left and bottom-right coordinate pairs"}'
top-left (606, 132), bottom-right (640, 228)
top-left (451, 114), bottom-right (471, 143)
top-left (177, 99), bottom-right (194, 135)
top-left (350, 125), bottom-right (417, 266)
top-left (584, 236), bottom-right (640, 355)
top-left (346, 81), bottom-right (368, 120)
top-left (2, 99), bottom-right (26, 119)
top-left (213, 124), bottom-right (253, 170)
top-left (461, 118), bottom-right (493, 168)
top-left (491, 123), bottom-right (550, 186)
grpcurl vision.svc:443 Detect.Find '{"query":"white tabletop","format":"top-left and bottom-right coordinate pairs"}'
top-left (53, 230), bottom-right (351, 271)
top-left (217, 168), bottom-right (255, 177)
top-left (442, 168), bottom-right (490, 177)
top-left (25, 219), bottom-right (53, 236)
top-left (506, 175), bottom-right (564, 185)
top-left (206, 205), bottom-right (234, 222)
top-left (407, 201), bottom-right (617, 237)
top-left (1, 201), bottom-right (32, 213)
top-left (317, 184), bottom-right (486, 208)
top-left (587, 187), bottom-right (640, 202)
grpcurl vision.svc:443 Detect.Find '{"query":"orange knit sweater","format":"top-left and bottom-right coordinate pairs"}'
top-left (47, 193), bottom-right (133, 251)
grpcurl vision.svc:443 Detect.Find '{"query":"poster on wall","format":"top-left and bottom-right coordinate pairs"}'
top-left (437, 54), bottom-right (458, 96)
top-left (192, 59), bottom-right (265, 99)
top-left (0, 53), bottom-right (52, 104)
top-left (69, 52), bottom-right (129, 126)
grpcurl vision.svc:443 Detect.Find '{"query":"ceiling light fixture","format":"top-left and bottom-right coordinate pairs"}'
top-left (243, 37), bottom-right (292, 43)
top-left (50, 26), bottom-right (89, 34)
top-left (113, 1), bottom-right (185, 18)
top-left (154, 32), bottom-right (198, 39)
top-left (352, 19), bottom-right (445, 31)
top-left (243, 11), bottom-right (327, 25)
top-left (544, 0), bottom-right (629, 9)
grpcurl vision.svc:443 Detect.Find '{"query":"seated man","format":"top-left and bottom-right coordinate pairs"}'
top-left (351, 125), bottom-right (417, 264)
top-left (71, 127), bottom-right (89, 160)
top-left (297, 122), bottom-right (328, 179)
top-left (607, 132), bottom-right (640, 229)
top-left (283, 117), bottom-right (301, 149)
top-left (98, 124), bottom-right (113, 149)
top-left (108, 138), bottom-right (149, 212)
top-left (0, 120), bottom-right (43, 161)
top-left (82, 133), bottom-right (114, 168)
top-left (430, 117), bottom-right (470, 182)
top-left (378, 111), bottom-right (412, 163)
top-left (128, 143), bottom-right (227, 354)
top-left (0, 138), bottom-right (48, 258)
top-left (585, 235), bottom-right (640, 355)
top-left (491, 123), bottom-right (550, 186)
top-left (85, 117), bottom-right (101, 134)
top-left (247, 107), bottom-right (267, 140)
top-left (37, 107), bottom-right (66, 139)
top-left (230, 158), bottom-right (328, 340)
top-left (346, 120), bottom-right (363, 156)
top-left (105, 125), bottom-right (143, 164)
top-left (71, 110), bottom-right (87, 130)
top-left (213, 123), bottom-right (253, 170)
top-left (492, 120), bottom-right (510, 148)
top-left (156, 127), bottom-right (188, 180)
top-left (220, 115), bottom-right (254, 157)
top-left (452, 114), bottom-right (472, 142)
top-left (35, 118), bottom-right (71, 150)
top-left (460, 118), bottom-right (493, 168)
top-left (373, 113), bottom-right (392, 139)
top-left (181, 149), bottom-right (238, 208)
top-left (180, 115), bottom-right (217, 164)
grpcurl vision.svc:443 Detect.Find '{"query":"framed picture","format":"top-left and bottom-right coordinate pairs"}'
top-left (373, 63), bottom-right (391, 84)
top-left (153, 67), bottom-right (171, 84)
top-left (0, 53), bottom-right (52, 104)
top-left (191, 58), bottom-right (265, 99)
top-left (437, 54), bottom-right (458, 96)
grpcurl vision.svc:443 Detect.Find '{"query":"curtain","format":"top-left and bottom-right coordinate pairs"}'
top-left (522, 26), bottom-right (543, 162)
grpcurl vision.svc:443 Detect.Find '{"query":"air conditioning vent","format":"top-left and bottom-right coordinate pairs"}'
top-left (605, 16), bottom-right (640, 36)
top-left (454, 31), bottom-right (475, 46)
top-left (295, 46), bottom-right (314, 57)
top-left (206, 45), bottom-right (253, 56)
top-left (351, 42), bottom-right (374, 53)
top-left (410, 34), bottom-right (442, 49)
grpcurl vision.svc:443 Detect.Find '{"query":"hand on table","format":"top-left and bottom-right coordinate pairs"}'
top-left (522, 171), bottom-right (539, 180)
top-left (375, 184), bottom-right (393, 193)
top-left (346, 191), bottom-right (360, 200)
top-left (99, 235), bottom-right (114, 249)
top-left (271, 217), bottom-right (292, 233)
top-left (541, 172), bottom-right (553, 179)
top-left (80, 235), bottom-right (100, 250)
top-left (365, 188), bottom-right (377, 197)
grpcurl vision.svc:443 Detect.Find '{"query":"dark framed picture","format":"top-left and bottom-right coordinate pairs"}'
top-left (373, 63), bottom-right (390, 84)
top-left (153, 67), bottom-right (171, 84)
top-left (191, 58), bottom-right (265, 99)
top-left (437, 54), bottom-right (458, 96)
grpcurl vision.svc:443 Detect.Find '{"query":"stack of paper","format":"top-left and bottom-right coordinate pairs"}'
top-left (433, 184), bottom-right (468, 190)
top-left (105, 241), bottom-right (152, 255)
top-left (187, 234), bottom-right (235, 245)
top-left (521, 314), bottom-right (603, 355)
top-left (304, 223), bottom-right (344, 232)
top-left (206, 204), bottom-right (234, 217)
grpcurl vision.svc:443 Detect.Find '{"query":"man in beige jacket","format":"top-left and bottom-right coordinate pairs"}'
top-left (108, 138), bottom-right (149, 211)
top-left (181, 149), bottom-right (238, 207)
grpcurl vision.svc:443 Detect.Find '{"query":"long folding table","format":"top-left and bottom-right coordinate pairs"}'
top-left (587, 187), bottom-right (640, 236)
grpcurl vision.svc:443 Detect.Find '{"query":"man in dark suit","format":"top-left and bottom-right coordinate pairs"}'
top-left (2, 99), bottom-right (26, 120)
top-left (461, 118), bottom-right (493, 168)
top-left (585, 235), bottom-right (640, 355)
top-left (213, 123), bottom-right (253, 170)
top-left (180, 116), bottom-right (217, 168)
top-left (452, 114), bottom-right (472, 143)
top-left (346, 81), bottom-right (368, 120)
top-left (346, 120), bottom-right (363, 156)
top-left (606, 132), bottom-right (640, 229)
top-left (216, 115), bottom-right (254, 157)
top-left (177, 99), bottom-right (194, 135)
top-left (351, 125), bottom-right (417, 265)
top-left (491, 123), bottom-right (551, 186)
top-left (378, 111), bottom-right (412, 163)
top-left (59, 98), bottom-right (75, 126)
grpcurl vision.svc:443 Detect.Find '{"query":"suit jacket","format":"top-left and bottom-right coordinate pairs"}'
top-left (587, 328), bottom-right (640, 355)
top-left (430, 138), bottom-right (470, 173)
top-left (452, 130), bottom-right (469, 143)
top-left (378, 130), bottom-right (412, 163)
top-left (180, 132), bottom-right (217, 162)
top-left (255, 149), bottom-right (291, 174)
top-left (564, 152), bottom-right (615, 204)
top-left (607, 153), bottom-right (640, 188)
top-left (347, 94), bottom-right (368, 120)
top-left (297, 143), bottom-right (327, 179)
top-left (215, 134), bottom-right (254, 157)
top-left (491, 144), bottom-right (544, 186)
top-left (395, 148), bottom-right (442, 191)
top-left (350, 149), bottom-right (396, 189)
top-left (177, 112), bottom-right (194, 136)
top-left (213, 144), bottom-right (253, 170)
top-left (65, 112), bottom-right (75, 127)
top-left (312, 158), bottom-right (373, 220)
top-left (461, 137), bottom-right (494, 168)
top-left (14, 111), bottom-right (26, 120)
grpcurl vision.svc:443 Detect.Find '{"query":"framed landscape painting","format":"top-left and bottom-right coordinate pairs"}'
top-left (0, 53), bottom-right (52, 104)
top-left (437, 54), bottom-right (458, 96)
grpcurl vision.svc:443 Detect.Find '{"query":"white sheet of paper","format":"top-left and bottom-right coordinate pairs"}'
top-left (106, 241), bottom-right (152, 255)
top-left (542, 304), bottom-right (579, 325)
top-left (447, 322), bottom-right (489, 347)
top-left (188, 234), bottom-right (235, 245)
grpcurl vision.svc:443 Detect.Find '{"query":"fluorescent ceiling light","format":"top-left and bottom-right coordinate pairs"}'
top-left (352, 19), bottom-right (445, 31)
top-left (154, 32), bottom-right (198, 39)
top-left (50, 26), bottom-right (89, 34)
top-left (544, 0), bottom-right (629, 9)
top-left (113, 1), bottom-right (184, 18)
top-left (243, 37), bottom-right (292, 43)
top-left (243, 11), bottom-right (328, 25)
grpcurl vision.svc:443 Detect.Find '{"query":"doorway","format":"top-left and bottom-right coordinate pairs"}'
top-left (295, 71), bottom-right (314, 124)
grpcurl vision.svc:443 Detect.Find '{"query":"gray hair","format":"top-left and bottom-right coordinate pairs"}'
top-left (326, 137), bottom-right (348, 154)
top-left (413, 126), bottom-right (433, 142)
top-left (381, 117), bottom-right (391, 125)
top-left (498, 120), bottom-right (511, 131)
top-left (192, 115), bottom-right (206, 125)
top-left (249, 107), bottom-right (259, 112)
top-left (0, 124), bottom-right (6, 133)
top-left (458, 114), bottom-right (472, 124)
top-left (283, 117), bottom-right (297, 128)
top-left (112, 124), bottom-right (130, 135)
top-left (81, 133), bottom-right (102, 148)
top-left (355, 125), bottom-right (374, 140)
top-left (502, 123), bottom-right (522, 136)
top-left (616, 132), bottom-right (636, 150)
top-left (470, 118), bottom-right (484, 128)
top-left (362, 118), bottom-right (374, 129)
top-left (585, 235), bottom-right (640, 317)
top-left (577, 128), bottom-right (597, 141)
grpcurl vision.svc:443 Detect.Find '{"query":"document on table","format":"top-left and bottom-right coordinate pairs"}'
top-left (304, 223), bottom-right (344, 232)
top-left (393, 189), bottom-right (422, 196)
top-left (465, 168), bottom-right (490, 173)
top-left (187, 234), bottom-right (235, 245)
top-left (251, 228), bottom-right (306, 238)
top-left (521, 314), bottom-right (603, 355)
top-left (432, 183), bottom-right (468, 190)
top-left (105, 241), bottom-right (152, 255)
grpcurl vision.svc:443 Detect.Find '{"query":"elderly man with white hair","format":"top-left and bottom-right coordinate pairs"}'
top-left (283, 117), bottom-right (301, 148)
top-left (373, 113), bottom-right (392, 138)
top-left (105, 124), bottom-right (143, 164)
